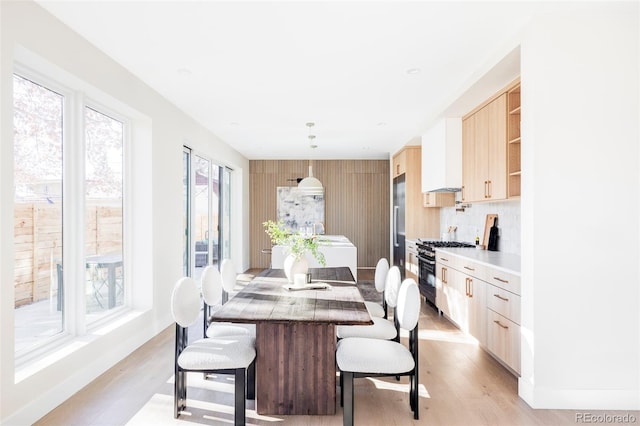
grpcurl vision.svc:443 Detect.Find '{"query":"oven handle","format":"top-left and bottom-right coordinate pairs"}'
top-left (417, 256), bottom-right (435, 266)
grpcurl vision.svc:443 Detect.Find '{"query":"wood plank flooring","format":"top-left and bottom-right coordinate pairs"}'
top-left (35, 269), bottom-right (635, 425)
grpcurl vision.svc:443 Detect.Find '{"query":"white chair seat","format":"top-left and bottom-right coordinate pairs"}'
top-left (364, 301), bottom-right (385, 318)
top-left (178, 336), bottom-right (255, 371)
top-left (336, 317), bottom-right (397, 340)
top-left (337, 337), bottom-right (415, 374)
top-left (206, 322), bottom-right (256, 339)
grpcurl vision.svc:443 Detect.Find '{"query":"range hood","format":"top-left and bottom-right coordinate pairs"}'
top-left (421, 118), bottom-right (462, 193)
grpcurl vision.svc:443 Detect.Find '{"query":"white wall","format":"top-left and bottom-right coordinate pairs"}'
top-left (519, 2), bottom-right (639, 409)
top-left (0, 2), bottom-right (250, 424)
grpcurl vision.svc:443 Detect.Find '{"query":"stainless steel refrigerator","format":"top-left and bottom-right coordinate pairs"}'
top-left (393, 174), bottom-right (405, 278)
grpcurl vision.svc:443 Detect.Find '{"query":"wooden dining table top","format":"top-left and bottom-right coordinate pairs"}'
top-left (209, 267), bottom-right (373, 325)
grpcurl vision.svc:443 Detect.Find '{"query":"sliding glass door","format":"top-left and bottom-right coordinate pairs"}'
top-left (182, 147), bottom-right (230, 281)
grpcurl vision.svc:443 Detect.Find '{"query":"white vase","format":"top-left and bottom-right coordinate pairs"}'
top-left (283, 253), bottom-right (309, 283)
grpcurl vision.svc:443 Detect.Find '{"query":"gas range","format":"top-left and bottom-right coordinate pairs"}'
top-left (415, 239), bottom-right (475, 309)
top-left (416, 239), bottom-right (475, 258)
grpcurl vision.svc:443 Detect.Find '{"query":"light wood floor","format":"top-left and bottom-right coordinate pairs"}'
top-left (35, 269), bottom-right (635, 426)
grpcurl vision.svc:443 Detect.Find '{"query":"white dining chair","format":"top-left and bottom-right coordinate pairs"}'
top-left (201, 265), bottom-right (256, 339)
top-left (336, 265), bottom-right (401, 340)
top-left (220, 258), bottom-right (238, 304)
top-left (336, 278), bottom-right (421, 426)
top-left (363, 258), bottom-right (389, 319)
top-left (171, 276), bottom-right (256, 425)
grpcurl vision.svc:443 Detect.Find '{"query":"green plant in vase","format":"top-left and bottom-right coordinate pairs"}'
top-left (263, 220), bottom-right (326, 281)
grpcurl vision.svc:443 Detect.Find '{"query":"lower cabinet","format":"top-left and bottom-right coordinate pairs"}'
top-left (405, 240), bottom-right (418, 281)
top-left (436, 260), bottom-right (486, 346)
top-left (486, 309), bottom-right (521, 375)
top-left (436, 249), bottom-right (521, 376)
top-left (466, 276), bottom-right (486, 346)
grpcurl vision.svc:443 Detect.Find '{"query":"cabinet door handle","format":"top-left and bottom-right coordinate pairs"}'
top-left (487, 180), bottom-right (492, 198)
top-left (493, 276), bottom-right (509, 283)
top-left (442, 267), bottom-right (447, 284)
top-left (484, 180), bottom-right (489, 198)
top-left (494, 320), bottom-right (509, 329)
top-left (467, 278), bottom-right (473, 297)
top-left (461, 185), bottom-right (465, 201)
top-left (464, 266), bottom-right (475, 271)
top-left (493, 294), bottom-right (509, 302)
top-left (396, 164), bottom-right (400, 175)
top-left (439, 257), bottom-right (449, 262)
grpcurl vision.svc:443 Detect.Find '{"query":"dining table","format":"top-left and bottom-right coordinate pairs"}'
top-left (209, 266), bottom-right (372, 415)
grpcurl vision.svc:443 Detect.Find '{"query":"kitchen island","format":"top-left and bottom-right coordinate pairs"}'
top-left (271, 235), bottom-right (358, 280)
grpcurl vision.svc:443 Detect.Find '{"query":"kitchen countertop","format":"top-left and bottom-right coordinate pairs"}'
top-left (434, 247), bottom-right (520, 275)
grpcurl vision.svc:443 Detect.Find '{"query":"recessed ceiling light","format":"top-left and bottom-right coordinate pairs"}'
top-left (406, 67), bottom-right (421, 75)
top-left (177, 67), bottom-right (192, 76)
top-left (230, 122), bottom-right (240, 126)
top-left (377, 122), bottom-right (387, 127)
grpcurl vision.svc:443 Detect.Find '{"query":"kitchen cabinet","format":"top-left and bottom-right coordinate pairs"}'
top-left (422, 191), bottom-right (455, 208)
top-left (436, 252), bottom-right (486, 345)
top-left (461, 93), bottom-right (507, 202)
top-left (485, 263), bottom-right (521, 374)
top-left (487, 309), bottom-right (520, 375)
top-left (392, 149), bottom-right (407, 178)
top-left (405, 240), bottom-right (418, 281)
top-left (507, 81), bottom-right (521, 198)
top-left (436, 248), bottom-right (521, 374)
top-left (392, 145), bottom-right (440, 240)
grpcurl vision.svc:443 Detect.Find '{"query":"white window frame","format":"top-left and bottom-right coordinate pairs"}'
top-left (12, 61), bottom-right (136, 370)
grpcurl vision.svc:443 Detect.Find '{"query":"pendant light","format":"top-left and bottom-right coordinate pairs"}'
top-left (298, 122), bottom-right (324, 195)
top-left (298, 163), bottom-right (324, 195)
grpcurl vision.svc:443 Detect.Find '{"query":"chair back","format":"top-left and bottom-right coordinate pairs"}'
top-left (220, 258), bottom-right (237, 294)
top-left (374, 258), bottom-right (390, 293)
top-left (201, 265), bottom-right (223, 306)
top-left (384, 266), bottom-right (402, 308)
top-left (171, 277), bottom-right (201, 328)
top-left (396, 278), bottom-right (420, 331)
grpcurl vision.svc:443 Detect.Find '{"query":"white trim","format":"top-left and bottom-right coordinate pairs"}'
top-left (11, 52), bottom-right (146, 374)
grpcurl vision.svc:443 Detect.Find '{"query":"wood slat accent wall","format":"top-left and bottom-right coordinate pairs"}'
top-left (250, 160), bottom-right (390, 269)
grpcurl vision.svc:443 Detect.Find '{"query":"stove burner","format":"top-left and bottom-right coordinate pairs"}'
top-left (416, 239), bottom-right (475, 249)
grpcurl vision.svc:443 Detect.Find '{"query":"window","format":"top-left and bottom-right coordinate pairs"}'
top-left (13, 70), bottom-right (129, 360)
top-left (13, 74), bottom-right (64, 354)
top-left (84, 107), bottom-right (124, 318)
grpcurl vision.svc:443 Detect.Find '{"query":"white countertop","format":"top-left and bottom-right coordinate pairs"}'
top-left (434, 247), bottom-right (521, 275)
top-left (272, 235), bottom-right (358, 280)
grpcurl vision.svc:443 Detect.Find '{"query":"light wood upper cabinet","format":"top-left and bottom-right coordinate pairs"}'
top-left (462, 94), bottom-right (507, 202)
top-left (392, 146), bottom-right (440, 239)
top-left (507, 82), bottom-right (521, 198)
top-left (486, 94), bottom-right (507, 200)
top-left (460, 76), bottom-right (526, 204)
top-left (422, 192), bottom-right (455, 208)
top-left (392, 149), bottom-right (407, 178)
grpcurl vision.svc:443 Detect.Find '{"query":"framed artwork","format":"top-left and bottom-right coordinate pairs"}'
top-left (277, 187), bottom-right (324, 233)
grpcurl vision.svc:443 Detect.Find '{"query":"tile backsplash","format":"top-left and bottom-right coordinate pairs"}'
top-left (439, 197), bottom-right (521, 255)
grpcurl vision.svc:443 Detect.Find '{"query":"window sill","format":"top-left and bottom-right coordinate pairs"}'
top-left (15, 308), bottom-right (146, 384)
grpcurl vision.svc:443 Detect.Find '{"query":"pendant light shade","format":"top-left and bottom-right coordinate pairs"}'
top-left (298, 165), bottom-right (324, 195)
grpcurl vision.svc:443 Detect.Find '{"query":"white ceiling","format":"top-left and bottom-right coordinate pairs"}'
top-left (36, 1), bottom-right (557, 160)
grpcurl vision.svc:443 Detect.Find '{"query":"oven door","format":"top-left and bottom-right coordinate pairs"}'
top-left (417, 255), bottom-right (436, 304)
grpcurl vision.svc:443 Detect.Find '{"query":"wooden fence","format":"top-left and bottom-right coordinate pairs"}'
top-left (14, 202), bottom-right (122, 308)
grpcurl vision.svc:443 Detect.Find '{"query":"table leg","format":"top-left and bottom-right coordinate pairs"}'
top-left (255, 322), bottom-right (337, 415)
